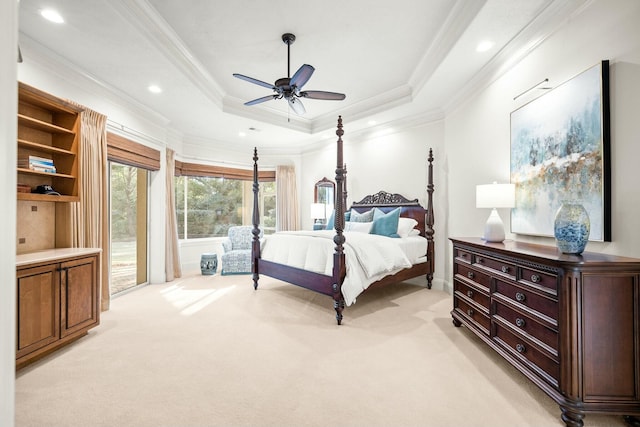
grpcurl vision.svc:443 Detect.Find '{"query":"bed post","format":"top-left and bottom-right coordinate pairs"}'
top-left (252, 147), bottom-right (261, 290)
top-left (332, 116), bottom-right (346, 325)
top-left (425, 148), bottom-right (435, 289)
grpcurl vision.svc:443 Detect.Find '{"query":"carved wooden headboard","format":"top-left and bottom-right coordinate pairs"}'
top-left (350, 191), bottom-right (428, 237)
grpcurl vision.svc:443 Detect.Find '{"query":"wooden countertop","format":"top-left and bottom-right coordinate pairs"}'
top-left (16, 247), bottom-right (101, 267)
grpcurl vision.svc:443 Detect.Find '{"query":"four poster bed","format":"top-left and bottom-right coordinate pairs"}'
top-left (251, 116), bottom-right (435, 324)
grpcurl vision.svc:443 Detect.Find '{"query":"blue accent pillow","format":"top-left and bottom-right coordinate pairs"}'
top-left (349, 209), bottom-right (374, 222)
top-left (325, 210), bottom-right (351, 229)
top-left (370, 207), bottom-right (401, 237)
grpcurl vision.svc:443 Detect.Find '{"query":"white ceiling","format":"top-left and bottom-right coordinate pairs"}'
top-left (18, 0), bottom-right (587, 153)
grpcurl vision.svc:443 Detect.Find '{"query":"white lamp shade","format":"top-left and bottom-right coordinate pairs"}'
top-left (476, 183), bottom-right (516, 208)
top-left (476, 182), bottom-right (515, 243)
top-left (310, 203), bottom-right (326, 220)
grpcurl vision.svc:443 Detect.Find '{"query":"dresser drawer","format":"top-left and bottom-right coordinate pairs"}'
top-left (455, 247), bottom-right (473, 264)
top-left (455, 263), bottom-right (491, 291)
top-left (494, 301), bottom-right (558, 355)
top-left (493, 323), bottom-right (559, 386)
top-left (454, 297), bottom-right (490, 335)
top-left (495, 279), bottom-right (558, 323)
top-left (474, 254), bottom-right (516, 280)
top-left (519, 267), bottom-right (558, 294)
top-left (454, 279), bottom-right (490, 310)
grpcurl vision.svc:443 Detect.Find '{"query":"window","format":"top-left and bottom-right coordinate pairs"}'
top-left (109, 162), bottom-right (148, 295)
top-left (176, 176), bottom-right (276, 239)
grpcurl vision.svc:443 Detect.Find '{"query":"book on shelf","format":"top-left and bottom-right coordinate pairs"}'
top-left (18, 155), bottom-right (56, 172)
top-left (28, 155), bottom-right (54, 165)
top-left (28, 164), bottom-right (57, 173)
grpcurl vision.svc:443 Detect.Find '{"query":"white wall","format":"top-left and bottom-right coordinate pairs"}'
top-left (443, 0), bottom-right (640, 282)
top-left (1, 2), bottom-right (17, 425)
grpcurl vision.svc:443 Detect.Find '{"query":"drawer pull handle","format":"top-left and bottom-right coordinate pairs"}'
top-left (460, 253), bottom-right (467, 258)
top-left (501, 265), bottom-right (510, 273)
top-left (477, 258), bottom-right (484, 263)
top-left (515, 292), bottom-right (526, 302)
top-left (515, 318), bottom-right (526, 328)
top-left (467, 290), bottom-right (474, 298)
top-left (467, 271), bottom-right (475, 279)
top-left (531, 274), bottom-right (541, 283)
top-left (516, 343), bottom-right (526, 353)
top-left (467, 309), bottom-right (474, 317)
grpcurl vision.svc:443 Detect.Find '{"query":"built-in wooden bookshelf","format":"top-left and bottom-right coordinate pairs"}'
top-left (17, 82), bottom-right (83, 202)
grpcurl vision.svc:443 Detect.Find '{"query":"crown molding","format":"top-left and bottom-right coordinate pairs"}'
top-left (442, 0), bottom-right (589, 114)
top-left (18, 34), bottom-right (171, 130)
top-left (108, 0), bottom-right (225, 107)
top-left (409, 0), bottom-right (487, 94)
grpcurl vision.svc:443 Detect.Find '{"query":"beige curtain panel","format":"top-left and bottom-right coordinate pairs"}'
top-left (276, 165), bottom-right (299, 231)
top-left (69, 107), bottom-right (110, 311)
top-left (165, 148), bottom-right (182, 281)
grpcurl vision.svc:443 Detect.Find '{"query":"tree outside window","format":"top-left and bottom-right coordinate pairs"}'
top-left (175, 176), bottom-right (275, 239)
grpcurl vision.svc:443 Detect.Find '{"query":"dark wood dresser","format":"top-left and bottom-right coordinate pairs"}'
top-left (450, 237), bottom-right (640, 427)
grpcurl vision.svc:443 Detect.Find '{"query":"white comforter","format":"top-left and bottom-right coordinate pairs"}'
top-left (260, 230), bottom-right (418, 306)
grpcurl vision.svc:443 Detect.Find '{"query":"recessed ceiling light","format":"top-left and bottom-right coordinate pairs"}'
top-left (40, 9), bottom-right (64, 24)
top-left (476, 40), bottom-right (494, 53)
top-left (148, 84), bottom-right (162, 94)
top-left (238, 132), bottom-right (247, 137)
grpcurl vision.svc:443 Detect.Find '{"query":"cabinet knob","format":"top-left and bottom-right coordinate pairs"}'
top-left (467, 290), bottom-right (474, 298)
top-left (477, 257), bottom-right (484, 264)
top-left (516, 343), bottom-right (526, 353)
top-left (501, 265), bottom-right (510, 273)
top-left (515, 318), bottom-right (526, 328)
top-left (531, 274), bottom-right (541, 283)
top-left (467, 271), bottom-right (475, 279)
top-left (467, 309), bottom-right (474, 317)
top-left (515, 292), bottom-right (526, 302)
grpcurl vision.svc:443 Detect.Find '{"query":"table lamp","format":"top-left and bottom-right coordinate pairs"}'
top-left (310, 203), bottom-right (326, 227)
top-left (476, 182), bottom-right (516, 242)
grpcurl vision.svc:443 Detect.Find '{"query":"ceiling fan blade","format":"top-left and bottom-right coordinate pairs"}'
top-left (300, 90), bottom-right (346, 101)
top-left (245, 94), bottom-right (279, 106)
top-left (289, 64), bottom-right (315, 89)
top-left (233, 73), bottom-right (275, 90)
top-left (288, 97), bottom-right (306, 115)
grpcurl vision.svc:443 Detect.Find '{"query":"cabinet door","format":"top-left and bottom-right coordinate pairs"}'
top-left (16, 264), bottom-right (60, 358)
top-left (60, 255), bottom-right (99, 338)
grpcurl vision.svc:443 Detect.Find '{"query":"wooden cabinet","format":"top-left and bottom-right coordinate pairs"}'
top-left (17, 82), bottom-right (82, 202)
top-left (16, 250), bottom-right (100, 369)
top-left (450, 238), bottom-right (640, 427)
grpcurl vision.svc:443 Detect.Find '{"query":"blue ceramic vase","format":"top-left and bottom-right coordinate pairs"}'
top-left (553, 202), bottom-right (590, 254)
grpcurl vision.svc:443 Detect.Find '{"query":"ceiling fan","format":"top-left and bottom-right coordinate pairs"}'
top-left (233, 33), bottom-right (346, 116)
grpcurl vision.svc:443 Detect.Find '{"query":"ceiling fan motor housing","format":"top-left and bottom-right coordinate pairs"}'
top-left (282, 33), bottom-right (296, 45)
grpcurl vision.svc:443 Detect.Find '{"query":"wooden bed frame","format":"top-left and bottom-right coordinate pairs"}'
top-left (251, 116), bottom-right (435, 324)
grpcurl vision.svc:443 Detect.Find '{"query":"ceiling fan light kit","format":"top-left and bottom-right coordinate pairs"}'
top-left (233, 33), bottom-right (346, 115)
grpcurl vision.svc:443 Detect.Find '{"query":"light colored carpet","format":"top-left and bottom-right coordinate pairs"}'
top-left (15, 272), bottom-right (626, 427)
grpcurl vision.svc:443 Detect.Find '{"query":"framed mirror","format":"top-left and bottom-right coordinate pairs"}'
top-left (313, 177), bottom-right (335, 228)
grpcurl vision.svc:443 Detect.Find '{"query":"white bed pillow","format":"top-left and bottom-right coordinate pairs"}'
top-left (397, 217), bottom-right (419, 238)
top-left (408, 229), bottom-right (421, 236)
top-left (345, 221), bottom-right (373, 233)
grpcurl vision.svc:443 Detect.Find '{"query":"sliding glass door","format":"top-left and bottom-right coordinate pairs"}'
top-left (109, 162), bottom-right (148, 295)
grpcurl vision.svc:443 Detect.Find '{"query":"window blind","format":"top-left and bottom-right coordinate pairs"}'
top-left (175, 160), bottom-right (275, 181)
top-left (107, 132), bottom-right (161, 171)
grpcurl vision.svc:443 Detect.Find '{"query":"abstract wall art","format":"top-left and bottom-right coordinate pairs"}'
top-left (510, 60), bottom-right (611, 241)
